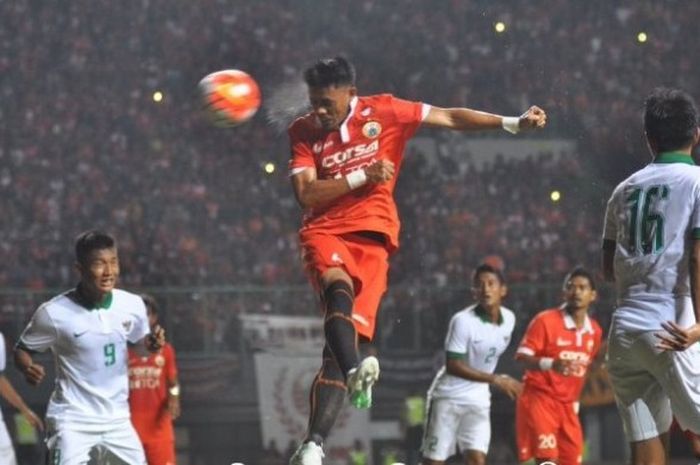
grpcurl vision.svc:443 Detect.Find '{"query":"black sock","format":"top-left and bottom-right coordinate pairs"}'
top-left (306, 346), bottom-right (346, 445)
top-left (322, 281), bottom-right (359, 377)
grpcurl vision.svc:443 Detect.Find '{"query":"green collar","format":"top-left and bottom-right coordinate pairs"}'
top-left (475, 305), bottom-right (504, 325)
top-left (653, 151), bottom-right (695, 165)
top-left (96, 292), bottom-right (113, 309)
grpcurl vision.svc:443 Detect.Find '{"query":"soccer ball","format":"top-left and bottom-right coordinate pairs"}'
top-left (198, 69), bottom-right (261, 127)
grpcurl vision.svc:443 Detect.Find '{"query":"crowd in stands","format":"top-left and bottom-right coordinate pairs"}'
top-left (2, 1), bottom-right (698, 346)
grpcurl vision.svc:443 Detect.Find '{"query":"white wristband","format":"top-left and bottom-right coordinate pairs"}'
top-left (502, 116), bottom-right (520, 134)
top-left (346, 170), bottom-right (368, 190)
top-left (538, 357), bottom-right (554, 371)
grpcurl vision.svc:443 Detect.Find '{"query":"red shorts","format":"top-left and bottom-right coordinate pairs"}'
top-left (142, 439), bottom-right (176, 465)
top-left (300, 231), bottom-right (389, 340)
top-left (516, 387), bottom-right (583, 465)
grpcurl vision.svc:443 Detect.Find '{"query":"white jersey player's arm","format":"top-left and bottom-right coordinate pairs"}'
top-left (422, 105), bottom-right (546, 132)
top-left (690, 240), bottom-right (700, 325)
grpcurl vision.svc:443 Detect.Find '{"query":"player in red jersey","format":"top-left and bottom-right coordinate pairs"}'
top-left (288, 56), bottom-right (547, 465)
top-left (514, 268), bottom-right (603, 465)
top-left (128, 295), bottom-right (180, 465)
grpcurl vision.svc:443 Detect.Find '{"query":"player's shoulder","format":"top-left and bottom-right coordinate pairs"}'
top-left (287, 112), bottom-right (319, 136)
top-left (532, 308), bottom-right (562, 324)
top-left (112, 289), bottom-right (146, 312)
top-left (589, 316), bottom-right (603, 334)
top-left (500, 306), bottom-right (516, 324)
top-left (40, 291), bottom-right (78, 315)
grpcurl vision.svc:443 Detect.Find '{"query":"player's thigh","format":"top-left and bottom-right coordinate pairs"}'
top-left (515, 390), bottom-right (560, 461)
top-left (300, 233), bottom-right (361, 290)
top-left (101, 422), bottom-right (147, 465)
top-left (46, 428), bottom-right (101, 465)
top-left (556, 402), bottom-right (584, 465)
top-left (607, 330), bottom-right (672, 442)
top-left (421, 398), bottom-right (459, 461)
top-left (344, 236), bottom-right (389, 340)
top-left (663, 342), bottom-right (700, 435)
top-left (143, 440), bottom-right (176, 465)
top-left (455, 404), bottom-right (491, 455)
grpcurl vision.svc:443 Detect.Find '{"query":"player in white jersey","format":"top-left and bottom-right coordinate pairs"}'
top-left (422, 264), bottom-right (521, 465)
top-left (14, 231), bottom-right (165, 465)
top-left (0, 331), bottom-right (43, 465)
top-left (602, 88), bottom-right (700, 465)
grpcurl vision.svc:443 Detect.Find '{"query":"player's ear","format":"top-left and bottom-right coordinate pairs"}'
top-left (693, 127), bottom-right (700, 146)
top-left (500, 284), bottom-right (508, 298)
top-left (591, 289), bottom-right (598, 303)
top-left (349, 86), bottom-right (357, 97)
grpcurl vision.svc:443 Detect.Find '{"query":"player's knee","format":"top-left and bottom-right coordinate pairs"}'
top-left (465, 450), bottom-right (486, 465)
top-left (322, 280), bottom-right (354, 317)
top-left (320, 268), bottom-right (353, 291)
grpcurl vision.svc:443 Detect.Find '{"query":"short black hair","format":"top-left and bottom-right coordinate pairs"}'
top-left (472, 263), bottom-right (506, 285)
top-left (75, 230), bottom-right (116, 265)
top-left (141, 294), bottom-right (159, 315)
top-left (563, 267), bottom-right (596, 291)
top-left (644, 87), bottom-right (699, 153)
top-left (303, 56), bottom-right (356, 89)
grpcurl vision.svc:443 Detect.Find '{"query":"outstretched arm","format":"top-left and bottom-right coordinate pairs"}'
top-left (422, 105), bottom-right (546, 132)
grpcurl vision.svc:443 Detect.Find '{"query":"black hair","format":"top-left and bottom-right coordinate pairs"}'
top-left (563, 267), bottom-right (596, 291)
top-left (644, 87), bottom-right (699, 153)
top-left (75, 230), bottom-right (116, 265)
top-left (141, 294), bottom-right (159, 315)
top-left (472, 263), bottom-right (506, 285)
top-left (303, 56), bottom-right (356, 89)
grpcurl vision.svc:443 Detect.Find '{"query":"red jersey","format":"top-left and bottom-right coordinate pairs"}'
top-left (288, 94), bottom-right (428, 252)
top-left (517, 308), bottom-right (602, 403)
top-left (128, 343), bottom-right (178, 442)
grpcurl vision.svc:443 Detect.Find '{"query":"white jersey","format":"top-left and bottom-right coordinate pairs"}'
top-left (603, 155), bottom-right (700, 332)
top-left (19, 289), bottom-right (149, 429)
top-left (428, 304), bottom-right (516, 406)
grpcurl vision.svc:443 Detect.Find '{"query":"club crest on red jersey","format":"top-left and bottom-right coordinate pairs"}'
top-left (362, 121), bottom-right (382, 139)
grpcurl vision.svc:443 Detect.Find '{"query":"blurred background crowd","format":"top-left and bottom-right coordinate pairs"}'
top-left (2, 1), bottom-right (700, 463)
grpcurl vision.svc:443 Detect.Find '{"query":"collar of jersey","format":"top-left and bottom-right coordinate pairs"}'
top-left (653, 151), bottom-right (695, 165)
top-left (560, 305), bottom-right (593, 333)
top-left (474, 304), bottom-right (504, 325)
top-left (339, 96), bottom-right (359, 143)
top-left (95, 291), bottom-right (113, 309)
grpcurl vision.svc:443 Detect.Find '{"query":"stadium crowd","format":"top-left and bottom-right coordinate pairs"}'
top-left (1, 0), bottom-right (698, 340)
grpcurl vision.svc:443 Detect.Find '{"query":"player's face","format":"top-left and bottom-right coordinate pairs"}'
top-left (308, 84), bottom-right (356, 131)
top-left (78, 247), bottom-right (119, 295)
top-left (564, 276), bottom-right (596, 311)
top-left (472, 272), bottom-right (506, 309)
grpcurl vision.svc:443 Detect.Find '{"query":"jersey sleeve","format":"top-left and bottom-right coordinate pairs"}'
top-left (444, 314), bottom-right (471, 358)
top-left (0, 333), bottom-right (6, 373)
top-left (517, 314), bottom-right (548, 357)
top-left (128, 298), bottom-right (150, 344)
top-left (602, 186), bottom-right (620, 242)
top-left (288, 123), bottom-right (316, 175)
top-left (390, 96), bottom-right (429, 139)
top-left (19, 305), bottom-right (57, 353)
top-left (164, 344), bottom-right (178, 382)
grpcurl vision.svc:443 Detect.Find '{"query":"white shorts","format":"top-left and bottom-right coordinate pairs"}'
top-left (421, 398), bottom-right (491, 460)
top-left (0, 419), bottom-right (17, 465)
top-left (46, 420), bottom-right (146, 465)
top-left (607, 325), bottom-right (700, 442)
